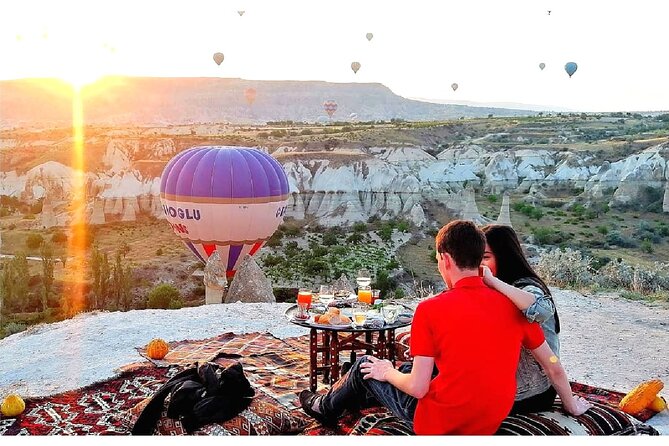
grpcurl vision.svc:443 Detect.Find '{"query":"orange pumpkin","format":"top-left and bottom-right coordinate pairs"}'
top-left (146, 338), bottom-right (169, 360)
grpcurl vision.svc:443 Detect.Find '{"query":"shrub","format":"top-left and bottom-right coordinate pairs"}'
top-left (147, 283), bottom-right (181, 309)
top-left (155, 248), bottom-right (163, 256)
top-left (51, 231), bottom-right (68, 243)
top-left (2, 322), bottom-right (27, 336)
top-left (25, 233), bottom-right (44, 249)
top-left (535, 248), bottom-right (594, 288)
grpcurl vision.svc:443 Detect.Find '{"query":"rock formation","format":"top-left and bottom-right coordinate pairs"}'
top-left (496, 194), bottom-right (512, 227)
top-left (88, 199), bottom-right (106, 225)
top-left (224, 255), bottom-right (276, 304)
top-left (664, 181), bottom-right (669, 213)
top-left (39, 196), bottom-right (58, 229)
top-left (460, 188), bottom-right (483, 223)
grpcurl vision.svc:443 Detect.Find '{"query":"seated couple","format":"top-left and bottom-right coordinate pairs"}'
top-left (299, 220), bottom-right (591, 435)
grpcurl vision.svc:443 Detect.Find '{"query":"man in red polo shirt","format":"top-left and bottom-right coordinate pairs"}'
top-left (299, 220), bottom-right (590, 434)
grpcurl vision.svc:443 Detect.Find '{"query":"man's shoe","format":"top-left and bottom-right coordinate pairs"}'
top-left (299, 390), bottom-right (338, 427)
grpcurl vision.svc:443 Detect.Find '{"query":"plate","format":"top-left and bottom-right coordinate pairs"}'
top-left (310, 321), bottom-right (353, 328)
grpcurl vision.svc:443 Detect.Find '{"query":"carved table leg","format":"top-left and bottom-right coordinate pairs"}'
top-left (330, 331), bottom-right (340, 385)
top-left (310, 328), bottom-right (318, 392)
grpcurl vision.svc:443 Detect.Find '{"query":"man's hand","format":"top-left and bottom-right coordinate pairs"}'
top-left (359, 356), bottom-right (394, 382)
top-left (564, 395), bottom-right (592, 417)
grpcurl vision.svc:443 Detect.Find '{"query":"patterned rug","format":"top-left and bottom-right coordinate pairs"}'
top-left (0, 366), bottom-right (178, 435)
top-left (1, 331), bottom-right (660, 436)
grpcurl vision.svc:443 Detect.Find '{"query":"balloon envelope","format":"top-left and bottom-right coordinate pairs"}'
top-left (366, 33), bottom-right (373, 41)
top-left (565, 62), bottom-right (578, 77)
top-left (451, 83), bottom-right (458, 91)
top-left (539, 62), bottom-right (546, 70)
top-left (351, 61), bottom-right (361, 74)
top-left (213, 52), bottom-right (224, 66)
top-left (244, 88), bottom-right (257, 105)
top-left (323, 100), bottom-right (338, 117)
top-left (160, 146), bottom-right (290, 278)
top-left (238, 10), bottom-right (245, 16)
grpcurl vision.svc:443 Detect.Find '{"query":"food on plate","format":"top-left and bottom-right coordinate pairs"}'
top-left (315, 307), bottom-right (351, 326)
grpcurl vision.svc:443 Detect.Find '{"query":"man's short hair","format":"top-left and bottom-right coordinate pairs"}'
top-left (435, 220), bottom-right (485, 270)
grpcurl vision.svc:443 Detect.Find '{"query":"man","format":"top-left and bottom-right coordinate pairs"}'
top-left (299, 220), bottom-right (590, 434)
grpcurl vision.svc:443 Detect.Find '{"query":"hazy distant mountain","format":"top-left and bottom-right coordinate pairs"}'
top-left (0, 77), bottom-right (537, 127)
top-left (410, 97), bottom-right (574, 113)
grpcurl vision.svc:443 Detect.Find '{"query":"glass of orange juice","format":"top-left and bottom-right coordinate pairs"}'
top-left (297, 288), bottom-right (312, 308)
top-left (358, 286), bottom-right (373, 305)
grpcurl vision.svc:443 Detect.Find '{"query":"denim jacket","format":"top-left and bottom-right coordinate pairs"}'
top-left (514, 280), bottom-right (560, 401)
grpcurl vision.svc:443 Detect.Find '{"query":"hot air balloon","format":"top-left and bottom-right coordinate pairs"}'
top-left (213, 52), bottom-right (224, 66)
top-left (539, 63), bottom-right (546, 70)
top-left (323, 100), bottom-right (337, 118)
top-left (160, 146), bottom-right (290, 279)
top-left (349, 112), bottom-right (358, 121)
top-left (564, 62), bottom-right (578, 78)
top-left (238, 10), bottom-right (245, 16)
top-left (366, 33), bottom-right (373, 41)
top-left (244, 88), bottom-right (257, 105)
top-left (451, 83), bottom-right (459, 92)
top-left (351, 61), bottom-right (361, 74)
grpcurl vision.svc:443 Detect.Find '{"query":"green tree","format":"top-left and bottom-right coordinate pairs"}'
top-left (40, 241), bottom-right (55, 313)
top-left (147, 283), bottom-right (180, 309)
top-left (10, 253), bottom-right (29, 312)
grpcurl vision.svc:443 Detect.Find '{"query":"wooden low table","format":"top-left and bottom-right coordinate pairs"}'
top-left (287, 305), bottom-right (412, 392)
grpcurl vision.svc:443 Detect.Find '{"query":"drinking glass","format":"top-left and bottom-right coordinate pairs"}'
top-left (358, 285), bottom-right (373, 305)
top-left (356, 269), bottom-right (372, 288)
top-left (353, 303), bottom-right (367, 327)
top-left (381, 303), bottom-right (400, 325)
top-left (318, 285), bottom-right (334, 306)
top-left (297, 288), bottom-right (312, 310)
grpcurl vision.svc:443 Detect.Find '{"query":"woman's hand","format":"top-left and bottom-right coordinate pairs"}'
top-left (564, 395), bottom-right (592, 417)
top-left (480, 265), bottom-right (496, 287)
top-left (359, 356), bottom-right (394, 382)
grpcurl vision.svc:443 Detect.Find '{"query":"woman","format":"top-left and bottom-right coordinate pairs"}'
top-left (480, 224), bottom-right (562, 414)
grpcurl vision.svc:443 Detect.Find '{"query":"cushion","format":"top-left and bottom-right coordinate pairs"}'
top-left (300, 403), bottom-right (660, 436)
top-left (121, 392), bottom-right (310, 435)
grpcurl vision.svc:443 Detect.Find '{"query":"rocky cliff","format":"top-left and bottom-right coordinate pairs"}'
top-left (0, 77), bottom-right (535, 128)
top-left (1, 137), bottom-right (667, 228)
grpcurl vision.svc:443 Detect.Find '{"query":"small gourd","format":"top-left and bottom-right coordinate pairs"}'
top-left (648, 396), bottom-right (667, 413)
top-left (1, 394), bottom-right (26, 417)
top-left (146, 338), bottom-right (169, 360)
top-left (619, 379), bottom-right (664, 415)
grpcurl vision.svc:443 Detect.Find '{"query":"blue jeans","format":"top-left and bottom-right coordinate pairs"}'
top-left (319, 356), bottom-right (417, 425)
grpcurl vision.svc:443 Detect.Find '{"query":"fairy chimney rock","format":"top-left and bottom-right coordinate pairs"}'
top-left (224, 255), bottom-right (276, 304)
top-left (496, 194), bottom-right (512, 227)
top-left (663, 181), bottom-right (669, 213)
top-left (461, 188), bottom-right (483, 223)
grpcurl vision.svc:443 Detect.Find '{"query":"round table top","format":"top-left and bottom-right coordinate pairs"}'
top-left (285, 304), bottom-right (413, 332)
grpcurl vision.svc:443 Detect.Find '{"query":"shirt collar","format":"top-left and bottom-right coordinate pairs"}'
top-left (452, 275), bottom-right (484, 289)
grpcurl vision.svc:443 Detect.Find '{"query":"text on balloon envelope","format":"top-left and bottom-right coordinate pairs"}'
top-left (162, 205), bottom-right (201, 220)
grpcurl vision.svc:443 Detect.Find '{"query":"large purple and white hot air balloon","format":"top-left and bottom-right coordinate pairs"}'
top-left (160, 146), bottom-right (289, 279)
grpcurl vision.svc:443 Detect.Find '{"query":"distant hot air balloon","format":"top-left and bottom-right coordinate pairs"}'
top-left (451, 83), bottom-right (459, 92)
top-left (160, 146), bottom-right (290, 279)
top-left (244, 88), bottom-right (257, 105)
top-left (366, 33), bottom-right (374, 41)
top-left (213, 52), bottom-right (224, 66)
top-left (351, 61), bottom-right (361, 74)
top-left (349, 112), bottom-right (358, 121)
top-left (539, 62), bottom-right (546, 70)
top-left (238, 10), bottom-right (245, 16)
top-left (564, 62), bottom-right (578, 78)
top-left (323, 100), bottom-right (338, 118)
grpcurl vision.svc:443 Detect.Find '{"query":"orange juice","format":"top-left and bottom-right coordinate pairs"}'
top-left (297, 290), bottom-right (312, 310)
top-left (358, 288), bottom-right (373, 305)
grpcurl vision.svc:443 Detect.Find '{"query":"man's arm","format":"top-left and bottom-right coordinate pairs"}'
top-left (359, 355), bottom-right (434, 399)
top-left (530, 341), bottom-right (592, 416)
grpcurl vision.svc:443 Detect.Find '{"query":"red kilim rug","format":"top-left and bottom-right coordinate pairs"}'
top-left (0, 366), bottom-right (177, 435)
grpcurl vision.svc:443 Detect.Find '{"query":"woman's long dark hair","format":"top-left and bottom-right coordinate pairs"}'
top-left (481, 224), bottom-right (551, 296)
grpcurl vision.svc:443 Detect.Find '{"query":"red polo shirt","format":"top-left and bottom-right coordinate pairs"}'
top-left (410, 276), bottom-right (545, 435)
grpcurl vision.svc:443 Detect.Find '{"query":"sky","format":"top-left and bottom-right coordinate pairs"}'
top-left (1, 0), bottom-right (668, 112)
